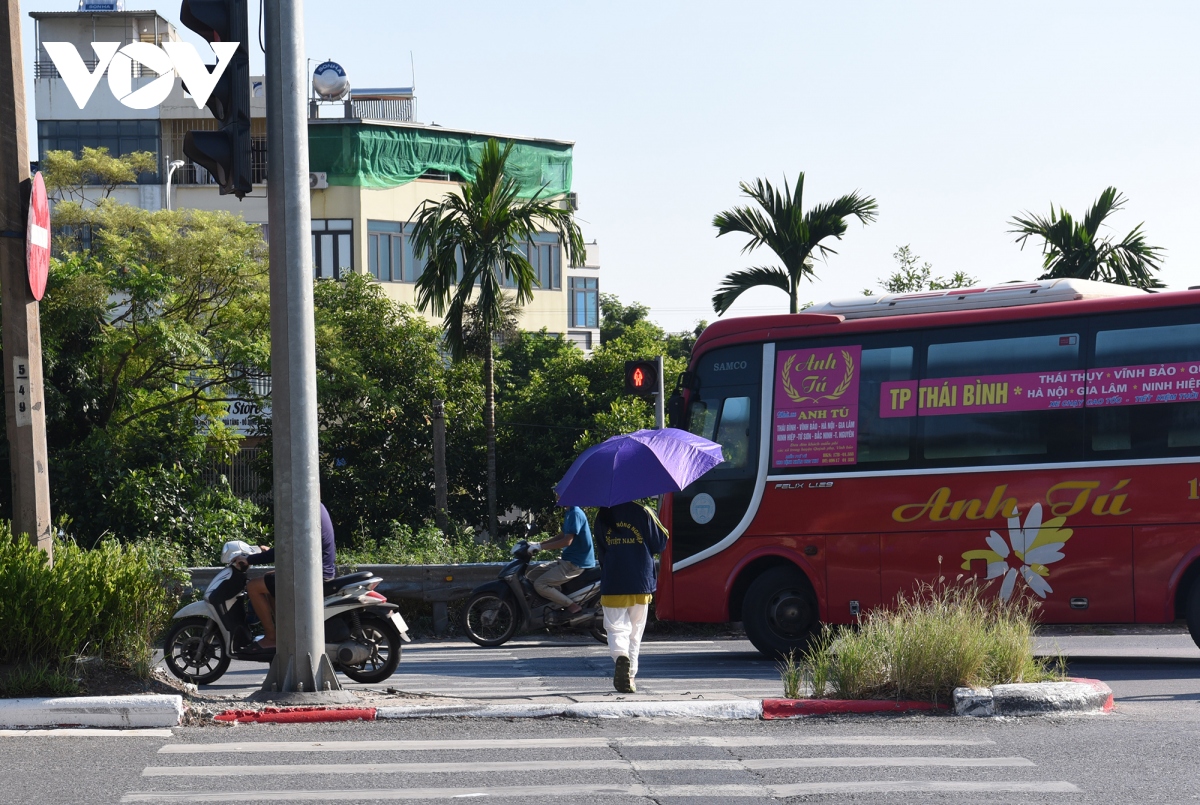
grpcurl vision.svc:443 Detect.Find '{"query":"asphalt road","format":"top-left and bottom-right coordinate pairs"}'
top-left (4, 628), bottom-right (1200, 804)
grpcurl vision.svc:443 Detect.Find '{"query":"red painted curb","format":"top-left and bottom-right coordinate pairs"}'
top-left (762, 699), bottom-right (948, 719)
top-left (1069, 677), bottom-right (1115, 713)
top-left (214, 707), bottom-right (378, 724)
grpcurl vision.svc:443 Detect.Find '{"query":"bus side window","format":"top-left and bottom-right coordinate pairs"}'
top-left (923, 331), bottom-right (1082, 464)
top-left (1091, 321), bottom-right (1200, 456)
top-left (858, 346), bottom-right (914, 464)
top-left (715, 397), bottom-right (752, 469)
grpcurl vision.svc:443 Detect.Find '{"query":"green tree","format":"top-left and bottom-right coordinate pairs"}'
top-left (864, 245), bottom-right (978, 295)
top-left (1009, 187), bottom-right (1165, 289)
top-left (599, 293), bottom-right (650, 344)
top-left (712, 173), bottom-right (878, 315)
top-left (495, 321), bottom-right (687, 525)
top-left (42, 146), bottom-right (157, 204)
top-left (16, 199), bottom-right (271, 556)
top-left (409, 139), bottom-right (585, 539)
top-left (255, 274), bottom-right (485, 544)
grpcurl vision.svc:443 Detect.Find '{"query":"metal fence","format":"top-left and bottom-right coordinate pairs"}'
top-left (201, 446), bottom-right (268, 506)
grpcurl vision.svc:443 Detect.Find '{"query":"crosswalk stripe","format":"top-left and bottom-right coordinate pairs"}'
top-left (159, 735), bottom-right (995, 754)
top-left (739, 755), bottom-right (1036, 769)
top-left (121, 780), bottom-right (1080, 802)
top-left (0, 728), bottom-right (173, 738)
top-left (771, 781), bottom-right (1081, 795)
top-left (145, 755), bottom-right (1035, 777)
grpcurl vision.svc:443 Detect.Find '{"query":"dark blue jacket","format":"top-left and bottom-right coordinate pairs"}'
top-left (595, 502), bottom-right (669, 596)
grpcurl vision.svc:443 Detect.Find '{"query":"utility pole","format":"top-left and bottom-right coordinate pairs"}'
top-left (0, 0), bottom-right (52, 557)
top-left (654, 355), bottom-right (665, 429)
top-left (258, 0), bottom-right (342, 698)
top-left (432, 399), bottom-right (448, 531)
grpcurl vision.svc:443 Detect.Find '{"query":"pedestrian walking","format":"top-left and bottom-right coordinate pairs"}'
top-left (594, 501), bottom-right (668, 693)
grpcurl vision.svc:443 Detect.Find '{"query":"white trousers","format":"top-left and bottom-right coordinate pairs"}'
top-left (603, 603), bottom-right (649, 678)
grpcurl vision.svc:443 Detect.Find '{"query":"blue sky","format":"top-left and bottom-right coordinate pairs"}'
top-left (23, 1), bottom-right (1200, 331)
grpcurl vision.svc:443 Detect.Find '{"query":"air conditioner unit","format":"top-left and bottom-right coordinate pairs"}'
top-left (562, 192), bottom-right (578, 211)
top-left (309, 172), bottom-right (328, 190)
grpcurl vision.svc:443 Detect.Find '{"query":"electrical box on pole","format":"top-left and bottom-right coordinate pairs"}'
top-left (179, 0), bottom-right (253, 198)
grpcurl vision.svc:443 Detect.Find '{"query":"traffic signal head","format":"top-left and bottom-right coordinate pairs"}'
top-left (624, 360), bottom-right (658, 396)
top-left (179, 0), bottom-right (252, 198)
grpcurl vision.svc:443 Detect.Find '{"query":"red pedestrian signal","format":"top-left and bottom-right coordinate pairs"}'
top-left (624, 360), bottom-right (657, 396)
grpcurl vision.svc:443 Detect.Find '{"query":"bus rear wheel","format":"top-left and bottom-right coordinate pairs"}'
top-left (743, 565), bottom-right (818, 658)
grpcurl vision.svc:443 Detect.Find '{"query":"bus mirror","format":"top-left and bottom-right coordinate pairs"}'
top-left (667, 392), bottom-right (686, 428)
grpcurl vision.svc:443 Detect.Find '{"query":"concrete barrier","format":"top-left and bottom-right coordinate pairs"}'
top-left (189, 563), bottom-right (509, 635)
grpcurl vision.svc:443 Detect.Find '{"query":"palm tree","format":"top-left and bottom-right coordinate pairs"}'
top-left (711, 174), bottom-right (878, 315)
top-left (410, 139), bottom-right (585, 539)
top-left (1009, 187), bottom-right (1165, 289)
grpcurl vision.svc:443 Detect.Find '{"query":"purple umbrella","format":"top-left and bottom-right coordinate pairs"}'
top-left (554, 428), bottom-right (725, 508)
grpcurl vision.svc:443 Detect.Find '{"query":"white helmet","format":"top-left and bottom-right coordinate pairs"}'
top-left (220, 540), bottom-right (261, 566)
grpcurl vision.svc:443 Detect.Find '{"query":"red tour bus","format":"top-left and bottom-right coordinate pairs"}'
top-left (657, 278), bottom-right (1200, 656)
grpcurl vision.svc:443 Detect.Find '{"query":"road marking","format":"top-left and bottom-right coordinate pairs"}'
top-left (147, 760), bottom-right (632, 776)
top-left (740, 755), bottom-right (1036, 769)
top-left (121, 784), bottom-right (765, 801)
top-left (146, 755), bottom-right (1032, 777)
top-left (160, 734), bottom-right (995, 754)
top-left (771, 781), bottom-right (1081, 795)
top-left (122, 780), bottom-right (1079, 802)
top-left (0, 728), bottom-right (173, 738)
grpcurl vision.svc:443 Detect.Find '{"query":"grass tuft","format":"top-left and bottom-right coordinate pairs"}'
top-left (801, 580), bottom-right (1062, 704)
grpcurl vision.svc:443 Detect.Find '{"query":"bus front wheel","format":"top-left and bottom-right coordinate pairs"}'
top-left (743, 565), bottom-right (818, 659)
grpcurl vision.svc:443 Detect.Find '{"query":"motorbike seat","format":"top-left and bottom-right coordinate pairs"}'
top-left (324, 571), bottom-right (376, 595)
top-left (560, 566), bottom-right (603, 595)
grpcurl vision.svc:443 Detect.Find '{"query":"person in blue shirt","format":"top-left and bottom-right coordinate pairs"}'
top-left (527, 506), bottom-right (596, 614)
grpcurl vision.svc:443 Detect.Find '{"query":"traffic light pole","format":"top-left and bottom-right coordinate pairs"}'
top-left (258, 0), bottom-right (343, 698)
top-left (0, 0), bottom-right (52, 558)
top-left (654, 355), bottom-right (665, 429)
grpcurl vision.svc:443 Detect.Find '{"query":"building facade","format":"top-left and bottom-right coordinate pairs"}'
top-left (31, 7), bottom-right (601, 348)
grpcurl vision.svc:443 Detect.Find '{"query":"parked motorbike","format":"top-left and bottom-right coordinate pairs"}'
top-left (461, 539), bottom-right (606, 647)
top-left (163, 546), bottom-right (411, 685)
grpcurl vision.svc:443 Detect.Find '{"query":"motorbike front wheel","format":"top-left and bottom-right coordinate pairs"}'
top-left (463, 592), bottom-right (519, 647)
top-left (338, 613), bottom-right (403, 684)
top-left (163, 616), bottom-right (230, 685)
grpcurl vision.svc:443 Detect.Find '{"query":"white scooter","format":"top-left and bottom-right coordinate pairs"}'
top-left (163, 542), bottom-right (411, 685)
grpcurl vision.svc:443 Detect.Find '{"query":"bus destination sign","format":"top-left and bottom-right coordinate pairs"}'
top-left (880, 360), bottom-right (1200, 418)
top-left (773, 346), bottom-right (861, 468)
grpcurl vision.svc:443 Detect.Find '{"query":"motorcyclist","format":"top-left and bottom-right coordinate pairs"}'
top-left (525, 505), bottom-right (596, 614)
top-left (235, 502), bottom-right (338, 651)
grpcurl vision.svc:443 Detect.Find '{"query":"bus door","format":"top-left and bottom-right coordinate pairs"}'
top-left (673, 344), bottom-right (763, 567)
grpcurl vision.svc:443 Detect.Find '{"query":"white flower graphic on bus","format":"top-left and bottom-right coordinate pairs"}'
top-left (961, 503), bottom-right (1073, 600)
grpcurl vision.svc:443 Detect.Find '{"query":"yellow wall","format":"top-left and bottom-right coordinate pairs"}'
top-left (312, 180), bottom-right (577, 335)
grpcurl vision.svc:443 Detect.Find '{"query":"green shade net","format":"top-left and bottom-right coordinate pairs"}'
top-left (308, 123), bottom-right (573, 197)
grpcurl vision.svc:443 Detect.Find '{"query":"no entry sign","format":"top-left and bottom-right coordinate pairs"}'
top-left (26, 172), bottom-right (49, 301)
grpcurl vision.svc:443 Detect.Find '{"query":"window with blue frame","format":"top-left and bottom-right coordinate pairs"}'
top-left (367, 221), bottom-right (425, 282)
top-left (523, 233), bottom-right (561, 290)
top-left (569, 276), bottom-right (598, 328)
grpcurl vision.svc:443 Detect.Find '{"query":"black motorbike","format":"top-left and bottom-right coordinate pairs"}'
top-left (461, 539), bottom-right (606, 647)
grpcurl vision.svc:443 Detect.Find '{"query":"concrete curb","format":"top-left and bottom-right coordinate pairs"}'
top-left (0, 695), bottom-right (184, 728)
top-left (954, 677), bottom-right (1114, 717)
top-left (376, 700), bottom-right (764, 720)
top-left (762, 699), bottom-right (947, 719)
